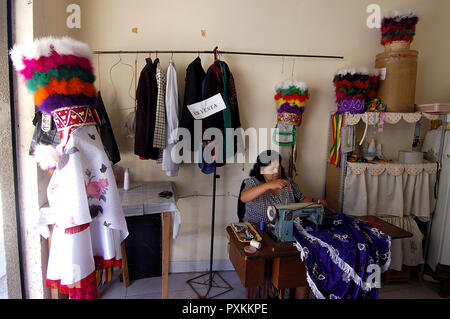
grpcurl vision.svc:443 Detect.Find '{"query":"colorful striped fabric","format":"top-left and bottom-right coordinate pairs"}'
top-left (26, 66), bottom-right (95, 92)
top-left (329, 112), bottom-right (343, 168)
top-left (34, 77), bottom-right (97, 107)
top-left (19, 52), bottom-right (93, 80)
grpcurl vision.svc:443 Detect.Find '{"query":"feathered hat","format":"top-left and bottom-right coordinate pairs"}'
top-left (274, 80), bottom-right (309, 126)
top-left (10, 36), bottom-right (98, 170)
top-left (10, 36), bottom-right (97, 114)
top-left (381, 9), bottom-right (419, 46)
top-left (333, 68), bottom-right (370, 104)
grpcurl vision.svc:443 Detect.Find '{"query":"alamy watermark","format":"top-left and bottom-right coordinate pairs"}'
top-left (366, 4), bottom-right (381, 29)
top-left (169, 120), bottom-right (281, 165)
top-left (66, 4), bottom-right (81, 29)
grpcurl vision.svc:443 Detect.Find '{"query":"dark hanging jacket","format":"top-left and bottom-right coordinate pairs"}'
top-left (95, 91), bottom-right (121, 164)
top-left (202, 60), bottom-right (241, 133)
top-left (201, 60), bottom-right (241, 166)
top-left (134, 58), bottom-right (160, 160)
top-left (179, 57), bottom-right (206, 153)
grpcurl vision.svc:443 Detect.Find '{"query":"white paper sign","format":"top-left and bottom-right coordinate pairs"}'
top-left (187, 93), bottom-right (226, 120)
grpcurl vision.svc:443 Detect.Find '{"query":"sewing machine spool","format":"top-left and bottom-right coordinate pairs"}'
top-left (267, 206), bottom-right (278, 222)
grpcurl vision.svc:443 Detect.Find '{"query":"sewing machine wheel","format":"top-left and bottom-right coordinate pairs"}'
top-left (267, 206), bottom-right (277, 222)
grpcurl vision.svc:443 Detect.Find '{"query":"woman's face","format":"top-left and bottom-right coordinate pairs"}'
top-left (261, 161), bottom-right (281, 182)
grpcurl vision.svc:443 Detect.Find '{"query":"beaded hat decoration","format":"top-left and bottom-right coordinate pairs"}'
top-left (381, 9), bottom-right (419, 45)
top-left (10, 36), bottom-right (97, 114)
top-left (274, 80), bottom-right (309, 125)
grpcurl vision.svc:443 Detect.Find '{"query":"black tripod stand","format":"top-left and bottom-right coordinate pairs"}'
top-left (186, 166), bottom-right (233, 298)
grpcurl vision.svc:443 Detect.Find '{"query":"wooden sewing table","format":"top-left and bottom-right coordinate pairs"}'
top-left (226, 215), bottom-right (412, 299)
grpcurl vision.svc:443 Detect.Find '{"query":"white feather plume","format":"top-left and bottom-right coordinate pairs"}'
top-left (32, 144), bottom-right (61, 171)
top-left (384, 8), bottom-right (418, 21)
top-left (9, 36), bottom-right (93, 71)
top-left (334, 68), bottom-right (370, 76)
top-left (275, 80), bottom-right (308, 91)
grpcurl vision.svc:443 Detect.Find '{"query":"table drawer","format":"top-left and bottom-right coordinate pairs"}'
top-left (271, 256), bottom-right (307, 289)
top-left (228, 242), bottom-right (265, 288)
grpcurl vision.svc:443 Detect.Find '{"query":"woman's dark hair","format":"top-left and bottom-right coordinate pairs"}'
top-left (249, 150), bottom-right (286, 182)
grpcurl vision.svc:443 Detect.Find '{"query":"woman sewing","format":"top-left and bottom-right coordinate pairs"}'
top-left (239, 150), bottom-right (327, 299)
top-left (240, 150), bottom-right (327, 223)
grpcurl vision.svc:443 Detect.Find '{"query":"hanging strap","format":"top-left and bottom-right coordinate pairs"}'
top-left (272, 124), bottom-right (297, 147)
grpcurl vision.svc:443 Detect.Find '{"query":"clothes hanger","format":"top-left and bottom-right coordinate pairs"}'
top-left (109, 54), bottom-right (135, 105)
top-left (121, 54), bottom-right (138, 138)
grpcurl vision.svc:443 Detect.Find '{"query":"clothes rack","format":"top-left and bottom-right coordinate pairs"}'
top-left (92, 47), bottom-right (344, 60)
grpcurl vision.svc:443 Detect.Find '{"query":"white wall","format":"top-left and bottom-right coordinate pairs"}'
top-left (22, 0), bottom-right (450, 279)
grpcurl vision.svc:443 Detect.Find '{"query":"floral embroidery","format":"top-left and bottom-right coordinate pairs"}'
top-left (381, 252), bottom-right (390, 260)
top-left (333, 233), bottom-right (348, 242)
top-left (302, 247), bottom-right (309, 259)
top-left (370, 228), bottom-right (381, 238)
top-left (85, 164), bottom-right (109, 202)
top-left (357, 243), bottom-right (366, 251)
top-left (86, 179), bottom-right (109, 200)
top-left (89, 204), bottom-right (103, 218)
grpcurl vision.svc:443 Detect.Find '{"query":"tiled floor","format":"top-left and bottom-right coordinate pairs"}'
top-left (99, 270), bottom-right (448, 299)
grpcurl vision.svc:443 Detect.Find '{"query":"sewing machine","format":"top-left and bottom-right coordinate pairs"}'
top-left (266, 202), bottom-right (324, 242)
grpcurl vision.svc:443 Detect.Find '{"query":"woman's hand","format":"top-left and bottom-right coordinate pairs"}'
top-left (265, 178), bottom-right (290, 191)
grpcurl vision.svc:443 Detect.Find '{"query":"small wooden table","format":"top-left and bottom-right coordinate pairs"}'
top-left (226, 225), bottom-right (307, 299)
top-left (119, 181), bottom-right (180, 299)
top-left (226, 215), bottom-right (413, 299)
top-left (349, 215), bottom-right (413, 239)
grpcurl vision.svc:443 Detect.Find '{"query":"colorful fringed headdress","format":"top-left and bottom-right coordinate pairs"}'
top-left (10, 36), bottom-right (99, 170)
top-left (381, 9), bottom-right (419, 46)
top-left (274, 80), bottom-right (309, 126)
top-left (367, 68), bottom-right (381, 100)
top-left (333, 68), bottom-right (370, 114)
top-left (10, 36), bottom-right (97, 114)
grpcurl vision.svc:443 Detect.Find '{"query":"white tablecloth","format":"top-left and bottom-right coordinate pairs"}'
top-left (118, 181), bottom-right (181, 239)
top-left (39, 181), bottom-right (182, 240)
